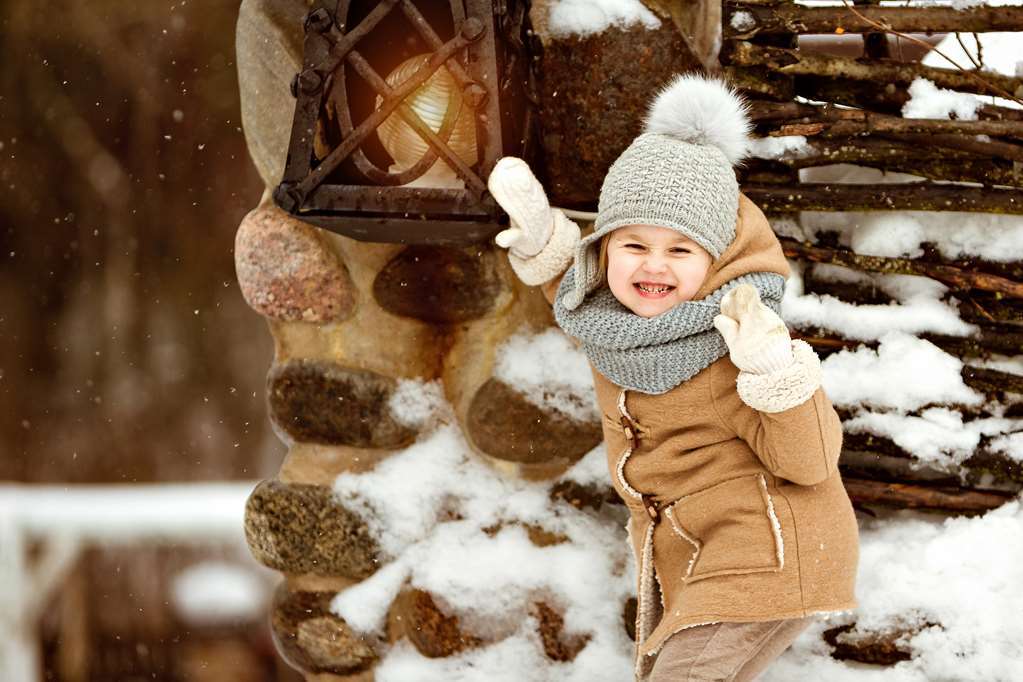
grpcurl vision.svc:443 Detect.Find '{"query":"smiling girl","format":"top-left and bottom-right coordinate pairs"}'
top-left (488, 73), bottom-right (860, 682)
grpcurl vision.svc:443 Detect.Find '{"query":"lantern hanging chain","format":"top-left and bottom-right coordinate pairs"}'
top-left (838, 0), bottom-right (1023, 106)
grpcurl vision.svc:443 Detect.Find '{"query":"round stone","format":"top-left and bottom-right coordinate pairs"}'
top-left (244, 480), bottom-right (380, 578)
top-left (267, 361), bottom-right (418, 448)
top-left (466, 378), bottom-right (602, 464)
top-left (235, 206), bottom-right (356, 323)
top-left (271, 584), bottom-right (377, 675)
top-left (373, 245), bottom-right (500, 323)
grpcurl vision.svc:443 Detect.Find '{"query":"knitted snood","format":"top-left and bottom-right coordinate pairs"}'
top-left (553, 268), bottom-right (788, 394)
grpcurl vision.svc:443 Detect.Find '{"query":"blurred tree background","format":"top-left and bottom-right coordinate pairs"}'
top-left (0, 1), bottom-right (295, 679)
top-left (0, 0), bottom-right (283, 483)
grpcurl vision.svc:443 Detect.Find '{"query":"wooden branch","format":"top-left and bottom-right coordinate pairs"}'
top-left (795, 74), bottom-right (911, 113)
top-left (726, 41), bottom-right (1023, 101)
top-left (799, 244), bottom-right (1023, 295)
top-left (748, 100), bottom-right (1023, 124)
top-left (723, 65), bottom-right (795, 102)
top-left (957, 295), bottom-right (1023, 327)
top-left (798, 270), bottom-right (1023, 334)
top-left (725, 3), bottom-right (1023, 37)
top-left (796, 323), bottom-right (1023, 361)
top-left (744, 182), bottom-right (1023, 216)
top-left (806, 336), bottom-right (1023, 395)
top-left (961, 364), bottom-right (1023, 395)
top-left (879, 131), bottom-right (1023, 164)
top-left (768, 114), bottom-right (1023, 142)
top-left (843, 477), bottom-right (1015, 513)
top-left (841, 432), bottom-right (1023, 489)
top-left (780, 237), bottom-right (1023, 299)
top-left (978, 103), bottom-right (1023, 122)
top-left (552, 472), bottom-right (1017, 515)
top-left (745, 140), bottom-right (1023, 187)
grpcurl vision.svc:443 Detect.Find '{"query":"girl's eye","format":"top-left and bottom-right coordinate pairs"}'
top-left (670, 248), bottom-right (691, 254)
top-left (625, 243), bottom-right (644, 250)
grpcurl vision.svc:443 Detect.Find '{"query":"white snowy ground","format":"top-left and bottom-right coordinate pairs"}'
top-left (324, 28), bottom-right (1023, 682)
top-left (329, 370), bottom-right (1023, 681)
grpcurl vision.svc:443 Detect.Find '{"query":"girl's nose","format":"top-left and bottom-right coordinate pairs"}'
top-left (643, 253), bottom-right (669, 272)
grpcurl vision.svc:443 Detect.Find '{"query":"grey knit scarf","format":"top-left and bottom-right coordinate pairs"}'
top-left (553, 269), bottom-right (788, 395)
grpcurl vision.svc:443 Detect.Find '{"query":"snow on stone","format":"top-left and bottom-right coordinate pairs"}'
top-left (388, 377), bottom-right (452, 429)
top-left (546, 0), bottom-right (661, 37)
top-left (748, 135), bottom-right (812, 160)
top-left (170, 561), bottom-right (267, 626)
top-left (493, 328), bottom-right (600, 422)
top-left (781, 260), bottom-right (978, 342)
top-left (331, 413), bottom-right (633, 679)
top-left (332, 558), bottom-right (411, 634)
top-left (820, 330), bottom-right (985, 413)
top-left (557, 443), bottom-right (608, 488)
top-left (798, 164), bottom-right (1023, 263)
top-left (763, 501), bottom-right (1023, 682)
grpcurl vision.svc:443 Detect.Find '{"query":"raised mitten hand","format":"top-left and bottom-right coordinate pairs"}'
top-left (487, 157), bottom-right (554, 259)
top-left (712, 284), bottom-right (794, 375)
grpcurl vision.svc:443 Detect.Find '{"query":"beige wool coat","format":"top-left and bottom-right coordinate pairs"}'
top-left (538, 195), bottom-right (860, 678)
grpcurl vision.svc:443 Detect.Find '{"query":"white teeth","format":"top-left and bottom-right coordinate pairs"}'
top-left (637, 283), bottom-right (672, 293)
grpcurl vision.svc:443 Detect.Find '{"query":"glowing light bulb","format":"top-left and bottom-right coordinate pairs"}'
top-left (376, 55), bottom-right (478, 188)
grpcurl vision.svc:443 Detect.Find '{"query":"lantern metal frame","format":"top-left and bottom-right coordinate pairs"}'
top-left (273, 0), bottom-right (534, 245)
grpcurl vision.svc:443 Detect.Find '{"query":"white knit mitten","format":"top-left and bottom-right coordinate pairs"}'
top-left (488, 157), bottom-right (554, 259)
top-left (488, 157), bottom-right (579, 286)
top-left (712, 283), bottom-right (794, 374)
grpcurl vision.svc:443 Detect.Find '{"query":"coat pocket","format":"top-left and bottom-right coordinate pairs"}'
top-left (663, 473), bottom-right (784, 583)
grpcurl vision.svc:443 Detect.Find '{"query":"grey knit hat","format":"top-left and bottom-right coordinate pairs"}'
top-left (561, 73), bottom-right (753, 310)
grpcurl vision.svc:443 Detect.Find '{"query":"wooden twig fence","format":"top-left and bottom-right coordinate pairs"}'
top-left (721, 0), bottom-right (1023, 497)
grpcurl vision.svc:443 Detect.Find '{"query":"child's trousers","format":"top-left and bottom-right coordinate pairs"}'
top-left (647, 615), bottom-right (816, 682)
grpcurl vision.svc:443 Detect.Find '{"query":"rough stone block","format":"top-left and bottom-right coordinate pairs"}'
top-left (235, 206), bottom-right (356, 323)
top-left (373, 245), bottom-right (502, 323)
top-left (531, 20), bottom-right (704, 206)
top-left (533, 601), bottom-right (590, 662)
top-left (267, 360), bottom-right (417, 448)
top-left (271, 584), bottom-right (378, 675)
top-left (393, 589), bottom-right (482, 658)
top-left (245, 480), bottom-right (379, 578)
top-left (466, 378), bottom-right (602, 465)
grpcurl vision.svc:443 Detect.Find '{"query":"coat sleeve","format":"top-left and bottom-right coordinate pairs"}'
top-left (709, 341), bottom-right (844, 486)
top-left (507, 208), bottom-right (579, 306)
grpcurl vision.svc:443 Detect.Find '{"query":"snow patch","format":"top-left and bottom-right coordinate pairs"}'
top-left (782, 261), bottom-right (977, 342)
top-left (902, 78), bottom-right (982, 120)
top-left (547, 0), bottom-right (661, 37)
top-left (799, 165), bottom-right (1023, 263)
top-left (494, 328), bottom-right (599, 423)
top-left (388, 377), bottom-right (451, 430)
top-left (820, 330), bottom-right (985, 412)
top-left (749, 135), bottom-right (812, 160)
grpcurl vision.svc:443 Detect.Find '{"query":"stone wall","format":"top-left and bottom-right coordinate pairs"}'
top-left (233, 1), bottom-right (707, 676)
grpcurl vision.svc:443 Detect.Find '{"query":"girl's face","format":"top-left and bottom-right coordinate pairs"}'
top-left (605, 224), bottom-right (713, 318)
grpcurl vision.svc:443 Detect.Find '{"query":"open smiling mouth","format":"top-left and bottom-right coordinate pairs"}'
top-left (634, 283), bottom-right (676, 297)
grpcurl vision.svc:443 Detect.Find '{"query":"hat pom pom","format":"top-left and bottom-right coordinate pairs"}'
top-left (643, 73), bottom-right (752, 166)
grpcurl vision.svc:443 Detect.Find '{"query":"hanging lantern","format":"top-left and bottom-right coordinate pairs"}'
top-left (273, 0), bottom-right (536, 245)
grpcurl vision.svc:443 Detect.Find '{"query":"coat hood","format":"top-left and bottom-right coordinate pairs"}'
top-left (691, 193), bottom-right (791, 301)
